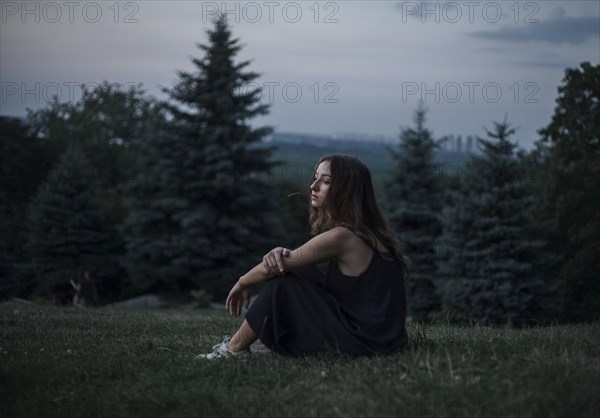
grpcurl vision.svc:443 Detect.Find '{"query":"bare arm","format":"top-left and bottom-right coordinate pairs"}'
top-left (238, 262), bottom-right (279, 286)
top-left (227, 227), bottom-right (351, 316)
top-left (238, 227), bottom-right (351, 286)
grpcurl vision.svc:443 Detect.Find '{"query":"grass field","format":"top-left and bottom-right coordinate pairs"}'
top-left (1, 301), bottom-right (598, 418)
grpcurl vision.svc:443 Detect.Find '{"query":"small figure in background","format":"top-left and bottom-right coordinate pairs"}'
top-left (70, 270), bottom-right (97, 307)
top-left (70, 275), bottom-right (82, 307)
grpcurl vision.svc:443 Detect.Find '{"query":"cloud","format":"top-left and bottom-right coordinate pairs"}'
top-left (468, 15), bottom-right (599, 45)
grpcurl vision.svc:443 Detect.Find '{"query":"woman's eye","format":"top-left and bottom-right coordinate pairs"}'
top-left (312, 176), bottom-right (330, 185)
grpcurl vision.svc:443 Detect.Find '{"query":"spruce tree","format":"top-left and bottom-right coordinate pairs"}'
top-left (535, 62), bottom-right (600, 321)
top-left (120, 15), bottom-right (284, 299)
top-left (15, 84), bottom-right (165, 301)
top-left (24, 146), bottom-right (121, 303)
top-left (385, 105), bottom-right (445, 321)
top-left (438, 119), bottom-right (560, 324)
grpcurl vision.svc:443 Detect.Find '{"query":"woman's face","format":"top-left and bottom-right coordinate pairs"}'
top-left (310, 161), bottom-right (331, 208)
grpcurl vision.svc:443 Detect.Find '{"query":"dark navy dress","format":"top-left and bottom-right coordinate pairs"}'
top-left (245, 248), bottom-right (408, 357)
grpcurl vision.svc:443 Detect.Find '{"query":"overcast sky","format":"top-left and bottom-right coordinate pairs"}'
top-left (1, 1), bottom-right (599, 149)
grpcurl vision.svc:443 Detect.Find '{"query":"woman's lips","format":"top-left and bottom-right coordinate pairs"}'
top-left (311, 194), bottom-right (318, 199)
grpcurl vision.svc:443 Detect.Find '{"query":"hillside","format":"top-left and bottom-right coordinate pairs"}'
top-left (2, 302), bottom-right (597, 418)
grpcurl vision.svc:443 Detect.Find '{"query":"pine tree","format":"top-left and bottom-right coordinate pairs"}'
top-left (438, 119), bottom-right (560, 324)
top-left (535, 62), bottom-right (600, 321)
top-left (120, 15), bottom-right (284, 299)
top-left (385, 105), bottom-right (445, 321)
top-left (24, 146), bottom-right (121, 303)
top-left (13, 83), bottom-right (166, 301)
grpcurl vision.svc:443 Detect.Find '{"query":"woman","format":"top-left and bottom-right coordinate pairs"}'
top-left (197, 155), bottom-right (409, 359)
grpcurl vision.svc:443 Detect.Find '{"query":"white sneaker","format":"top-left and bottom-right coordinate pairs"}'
top-left (250, 342), bottom-right (273, 354)
top-left (196, 336), bottom-right (249, 360)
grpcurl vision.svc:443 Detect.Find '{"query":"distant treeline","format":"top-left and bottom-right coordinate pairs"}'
top-left (266, 133), bottom-right (476, 188)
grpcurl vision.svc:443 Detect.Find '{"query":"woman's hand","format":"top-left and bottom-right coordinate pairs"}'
top-left (263, 247), bottom-right (291, 276)
top-left (226, 281), bottom-right (251, 317)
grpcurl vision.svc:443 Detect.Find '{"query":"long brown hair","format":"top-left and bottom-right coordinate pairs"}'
top-left (308, 155), bottom-right (410, 282)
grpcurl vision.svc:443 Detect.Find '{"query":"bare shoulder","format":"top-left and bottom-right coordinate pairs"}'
top-left (331, 226), bottom-right (389, 252)
top-left (326, 226), bottom-right (370, 252)
top-left (326, 226), bottom-right (355, 241)
top-left (312, 226), bottom-right (356, 253)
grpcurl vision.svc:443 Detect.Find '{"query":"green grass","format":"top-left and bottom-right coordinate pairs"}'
top-left (1, 302), bottom-right (599, 418)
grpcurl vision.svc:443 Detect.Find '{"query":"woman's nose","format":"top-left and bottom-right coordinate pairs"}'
top-left (311, 180), bottom-right (319, 191)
